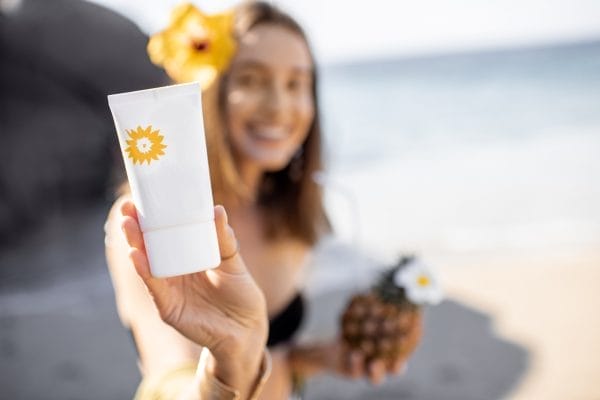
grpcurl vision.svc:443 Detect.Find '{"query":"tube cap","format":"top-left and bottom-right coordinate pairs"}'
top-left (142, 220), bottom-right (220, 278)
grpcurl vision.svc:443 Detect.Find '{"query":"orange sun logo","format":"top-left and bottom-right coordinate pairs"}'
top-left (124, 125), bottom-right (167, 165)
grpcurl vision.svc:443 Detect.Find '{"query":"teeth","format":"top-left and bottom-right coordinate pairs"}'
top-left (252, 126), bottom-right (288, 140)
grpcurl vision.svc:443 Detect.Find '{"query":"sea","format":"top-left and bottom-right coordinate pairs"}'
top-left (314, 40), bottom-right (600, 261)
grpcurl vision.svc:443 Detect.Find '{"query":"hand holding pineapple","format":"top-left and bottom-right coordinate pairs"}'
top-left (339, 256), bottom-right (442, 383)
top-left (287, 257), bottom-right (441, 384)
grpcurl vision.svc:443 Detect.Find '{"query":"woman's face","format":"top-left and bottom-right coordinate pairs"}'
top-left (225, 24), bottom-right (315, 173)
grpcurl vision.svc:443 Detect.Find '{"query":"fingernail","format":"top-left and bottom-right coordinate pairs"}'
top-left (222, 207), bottom-right (228, 225)
top-left (216, 205), bottom-right (228, 224)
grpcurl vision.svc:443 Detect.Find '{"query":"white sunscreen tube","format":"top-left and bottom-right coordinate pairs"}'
top-left (108, 82), bottom-right (220, 277)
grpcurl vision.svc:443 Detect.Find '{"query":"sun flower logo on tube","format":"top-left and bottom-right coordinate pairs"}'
top-left (125, 125), bottom-right (167, 165)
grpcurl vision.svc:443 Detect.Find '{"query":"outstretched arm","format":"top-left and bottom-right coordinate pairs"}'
top-left (106, 197), bottom-right (270, 399)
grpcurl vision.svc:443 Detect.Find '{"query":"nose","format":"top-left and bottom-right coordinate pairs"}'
top-left (262, 81), bottom-right (290, 120)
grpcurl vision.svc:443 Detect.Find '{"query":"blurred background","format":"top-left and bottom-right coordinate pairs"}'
top-left (1, 0), bottom-right (599, 399)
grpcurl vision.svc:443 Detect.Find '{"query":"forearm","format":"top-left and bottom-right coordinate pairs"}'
top-left (201, 347), bottom-right (271, 400)
top-left (205, 346), bottom-right (266, 399)
top-left (287, 342), bottom-right (337, 378)
top-left (134, 347), bottom-right (271, 400)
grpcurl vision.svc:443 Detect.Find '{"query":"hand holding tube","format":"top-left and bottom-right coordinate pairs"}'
top-left (120, 199), bottom-right (268, 397)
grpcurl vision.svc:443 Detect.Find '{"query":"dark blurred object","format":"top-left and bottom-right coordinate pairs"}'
top-left (0, 0), bottom-right (167, 247)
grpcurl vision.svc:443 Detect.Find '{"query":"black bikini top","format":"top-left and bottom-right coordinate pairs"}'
top-left (267, 293), bottom-right (304, 348)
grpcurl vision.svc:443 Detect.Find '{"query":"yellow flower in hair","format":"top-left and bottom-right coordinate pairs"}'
top-left (147, 3), bottom-right (236, 89)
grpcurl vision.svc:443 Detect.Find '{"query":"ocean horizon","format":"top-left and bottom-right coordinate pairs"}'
top-left (316, 40), bottom-right (600, 260)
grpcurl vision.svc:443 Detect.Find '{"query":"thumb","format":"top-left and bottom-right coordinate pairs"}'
top-left (213, 205), bottom-right (246, 275)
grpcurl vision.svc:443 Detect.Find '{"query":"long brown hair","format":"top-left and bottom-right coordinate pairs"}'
top-left (203, 1), bottom-right (329, 245)
top-left (120, 1), bottom-right (330, 245)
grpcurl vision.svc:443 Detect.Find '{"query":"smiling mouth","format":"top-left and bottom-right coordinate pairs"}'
top-left (248, 124), bottom-right (291, 141)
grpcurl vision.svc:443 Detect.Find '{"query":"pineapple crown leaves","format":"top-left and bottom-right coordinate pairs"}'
top-left (372, 255), bottom-right (419, 310)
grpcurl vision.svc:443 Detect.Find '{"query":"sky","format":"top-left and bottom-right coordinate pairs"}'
top-left (86, 0), bottom-right (600, 63)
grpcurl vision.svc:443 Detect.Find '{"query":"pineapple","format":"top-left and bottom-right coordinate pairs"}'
top-left (341, 256), bottom-right (422, 366)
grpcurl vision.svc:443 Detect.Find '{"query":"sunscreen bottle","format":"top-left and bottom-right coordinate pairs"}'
top-left (108, 82), bottom-right (220, 277)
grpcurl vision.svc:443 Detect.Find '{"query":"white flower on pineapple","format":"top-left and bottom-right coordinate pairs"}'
top-left (393, 259), bottom-right (443, 305)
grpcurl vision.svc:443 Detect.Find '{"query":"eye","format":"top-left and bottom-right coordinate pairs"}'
top-left (236, 72), bottom-right (264, 88)
top-left (287, 76), bottom-right (310, 93)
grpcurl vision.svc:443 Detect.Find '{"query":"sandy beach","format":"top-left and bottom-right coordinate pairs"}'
top-left (438, 245), bottom-right (600, 400)
top-left (1, 204), bottom-right (599, 399)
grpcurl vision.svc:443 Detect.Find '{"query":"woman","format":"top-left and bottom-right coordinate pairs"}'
top-left (105, 2), bottom-right (422, 399)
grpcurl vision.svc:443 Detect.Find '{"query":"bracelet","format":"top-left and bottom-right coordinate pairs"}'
top-left (196, 347), bottom-right (272, 400)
